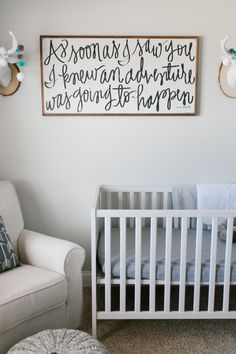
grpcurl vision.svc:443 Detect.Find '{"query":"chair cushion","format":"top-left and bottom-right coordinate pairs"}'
top-left (0, 264), bottom-right (67, 333)
top-left (0, 217), bottom-right (21, 273)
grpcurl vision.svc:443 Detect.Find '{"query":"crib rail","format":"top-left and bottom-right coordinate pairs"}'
top-left (98, 185), bottom-right (172, 211)
top-left (91, 186), bottom-right (236, 337)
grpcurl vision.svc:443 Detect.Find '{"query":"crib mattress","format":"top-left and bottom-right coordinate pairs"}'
top-left (97, 227), bottom-right (236, 283)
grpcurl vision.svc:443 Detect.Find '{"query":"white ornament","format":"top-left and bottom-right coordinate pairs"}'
top-left (0, 57), bottom-right (8, 67)
top-left (227, 61), bottom-right (236, 88)
top-left (220, 36), bottom-right (236, 88)
top-left (16, 72), bottom-right (24, 82)
top-left (0, 47), bottom-right (7, 56)
top-left (222, 56), bottom-right (230, 66)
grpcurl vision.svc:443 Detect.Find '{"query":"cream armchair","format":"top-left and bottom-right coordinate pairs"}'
top-left (0, 181), bottom-right (85, 354)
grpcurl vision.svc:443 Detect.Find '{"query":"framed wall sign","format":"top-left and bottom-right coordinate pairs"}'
top-left (40, 36), bottom-right (199, 116)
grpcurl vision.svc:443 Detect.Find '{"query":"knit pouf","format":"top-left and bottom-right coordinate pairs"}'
top-left (7, 329), bottom-right (110, 354)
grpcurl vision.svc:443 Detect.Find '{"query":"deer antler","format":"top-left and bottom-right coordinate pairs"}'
top-left (221, 36), bottom-right (229, 55)
top-left (7, 31), bottom-right (18, 56)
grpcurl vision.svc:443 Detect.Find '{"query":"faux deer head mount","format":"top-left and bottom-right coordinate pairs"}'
top-left (0, 31), bottom-right (25, 96)
top-left (219, 36), bottom-right (236, 97)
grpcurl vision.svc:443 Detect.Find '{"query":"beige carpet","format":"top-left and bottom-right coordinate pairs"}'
top-left (82, 287), bottom-right (236, 354)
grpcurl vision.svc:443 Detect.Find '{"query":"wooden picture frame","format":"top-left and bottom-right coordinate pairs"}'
top-left (40, 36), bottom-right (199, 116)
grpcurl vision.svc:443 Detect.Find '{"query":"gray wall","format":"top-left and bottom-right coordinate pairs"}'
top-left (0, 0), bottom-right (236, 269)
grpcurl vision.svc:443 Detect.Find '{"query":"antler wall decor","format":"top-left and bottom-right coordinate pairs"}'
top-left (0, 31), bottom-right (25, 96)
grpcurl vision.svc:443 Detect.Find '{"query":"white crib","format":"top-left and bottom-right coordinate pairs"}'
top-left (91, 186), bottom-right (236, 337)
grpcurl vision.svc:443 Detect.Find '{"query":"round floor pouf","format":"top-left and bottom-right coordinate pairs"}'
top-left (7, 329), bottom-right (110, 354)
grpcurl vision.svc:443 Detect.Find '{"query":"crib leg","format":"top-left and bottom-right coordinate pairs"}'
top-left (92, 286), bottom-right (97, 338)
top-left (92, 313), bottom-right (97, 338)
top-left (91, 208), bottom-right (98, 338)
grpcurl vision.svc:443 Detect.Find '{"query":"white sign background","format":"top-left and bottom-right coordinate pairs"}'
top-left (40, 36), bottom-right (199, 116)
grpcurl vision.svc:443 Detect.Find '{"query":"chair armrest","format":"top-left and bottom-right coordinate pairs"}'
top-left (18, 229), bottom-right (86, 328)
top-left (18, 229), bottom-right (85, 275)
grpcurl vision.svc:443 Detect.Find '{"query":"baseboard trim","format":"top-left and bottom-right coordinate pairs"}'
top-left (83, 271), bottom-right (91, 287)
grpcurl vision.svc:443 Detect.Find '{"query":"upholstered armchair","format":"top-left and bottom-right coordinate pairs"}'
top-left (0, 181), bottom-right (85, 354)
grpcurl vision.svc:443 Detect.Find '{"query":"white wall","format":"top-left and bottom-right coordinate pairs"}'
top-left (0, 0), bottom-right (236, 269)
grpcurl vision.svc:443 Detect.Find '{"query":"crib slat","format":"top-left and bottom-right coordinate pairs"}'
top-left (164, 217), bottom-right (172, 312)
top-left (120, 217), bottom-right (127, 312)
top-left (152, 192), bottom-right (157, 209)
top-left (135, 217), bottom-right (142, 312)
top-left (163, 192), bottom-right (169, 209)
top-left (129, 192), bottom-right (135, 228)
top-left (173, 188), bottom-right (179, 228)
top-left (100, 191), bottom-right (106, 209)
top-left (141, 192), bottom-right (146, 209)
top-left (118, 191), bottom-right (123, 209)
top-left (208, 217), bottom-right (218, 312)
top-left (105, 217), bottom-right (111, 312)
top-left (141, 192), bottom-right (146, 227)
top-left (163, 192), bottom-right (168, 228)
top-left (149, 217), bottom-right (157, 312)
top-left (179, 217), bottom-right (188, 312)
top-left (107, 191), bottom-right (112, 209)
top-left (223, 217), bottom-right (234, 312)
top-left (193, 218), bottom-right (203, 312)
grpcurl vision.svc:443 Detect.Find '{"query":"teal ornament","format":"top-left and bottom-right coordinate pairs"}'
top-left (16, 45), bottom-right (24, 53)
top-left (18, 44), bottom-right (24, 52)
top-left (233, 50), bottom-right (236, 58)
top-left (18, 59), bottom-right (25, 67)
